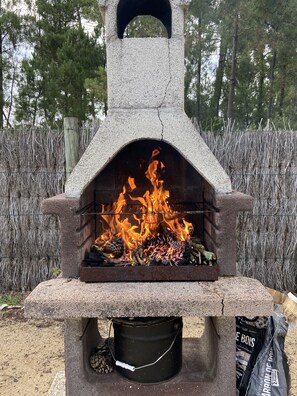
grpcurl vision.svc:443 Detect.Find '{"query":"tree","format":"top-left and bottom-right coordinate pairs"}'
top-left (0, 0), bottom-right (23, 127)
top-left (2, 0), bottom-right (296, 129)
top-left (183, 0), bottom-right (297, 130)
top-left (226, 12), bottom-right (238, 121)
top-left (16, 0), bottom-right (105, 126)
top-left (84, 64), bottom-right (107, 117)
top-left (184, 0), bottom-right (218, 128)
top-left (246, 0), bottom-right (297, 127)
top-left (123, 15), bottom-right (167, 38)
top-left (210, 33), bottom-right (227, 122)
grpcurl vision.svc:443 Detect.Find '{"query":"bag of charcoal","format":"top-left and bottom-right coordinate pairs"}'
top-left (236, 316), bottom-right (268, 395)
top-left (245, 312), bottom-right (290, 396)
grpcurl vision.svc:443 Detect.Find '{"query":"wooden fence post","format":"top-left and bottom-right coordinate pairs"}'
top-left (63, 117), bottom-right (80, 178)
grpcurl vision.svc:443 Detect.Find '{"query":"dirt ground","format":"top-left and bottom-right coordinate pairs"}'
top-left (0, 312), bottom-right (296, 396)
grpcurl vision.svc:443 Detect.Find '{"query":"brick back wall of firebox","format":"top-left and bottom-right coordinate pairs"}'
top-left (77, 184), bottom-right (96, 268)
top-left (0, 125), bottom-right (296, 292)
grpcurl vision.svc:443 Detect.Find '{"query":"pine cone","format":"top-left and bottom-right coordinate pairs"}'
top-left (89, 339), bottom-right (114, 374)
top-left (104, 237), bottom-right (124, 258)
top-left (90, 353), bottom-right (114, 373)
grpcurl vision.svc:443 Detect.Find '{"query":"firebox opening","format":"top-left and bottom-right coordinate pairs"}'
top-left (117, 0), bottom-right (172, 39)
top-left (93, 140), bottom-right (205, 243)
top-left (79, 140), bottom-right (220, 275)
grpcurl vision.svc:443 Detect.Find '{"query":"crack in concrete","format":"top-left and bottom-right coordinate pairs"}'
top-left (157, 39), bottom-right (173, 141)
top-left (221, 298), bottom-right (225, 316)
top-left (210, 286), bottom-right (225, 316)
top-left (157, 108), bottom-right (165, 141)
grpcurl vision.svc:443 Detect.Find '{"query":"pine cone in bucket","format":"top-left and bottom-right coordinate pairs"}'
top-left (104, 237), bottom-right (124, 258)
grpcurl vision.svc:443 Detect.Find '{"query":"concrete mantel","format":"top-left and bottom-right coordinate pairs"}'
top-left (25, 277), bottom-right (273, 319)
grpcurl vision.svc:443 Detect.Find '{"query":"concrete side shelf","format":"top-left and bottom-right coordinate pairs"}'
top-left (25, 276), bottom-right (273, 319)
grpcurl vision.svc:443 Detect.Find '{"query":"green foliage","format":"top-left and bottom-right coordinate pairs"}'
top-left (0, 0), bottom-right (296, 128)
top-left (84, 65), bottom-right (107, 115)
top-left (182, 0), bottom-right (297, 129)
top-left (15, 0), bottom-right (105, 126)
top-left (185, 0), bottom-right (218, 124)
top-left (0, 4), bottom-right (24, 127)
top-left (0, 292), bottom-right (23, 306)
top-left (50, 267), bottom-right (62, 278)
top-left (124, 15), bottom-right (167, 38)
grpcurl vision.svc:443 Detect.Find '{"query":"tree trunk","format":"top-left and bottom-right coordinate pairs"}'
top-left (6, 65), bottom-right (16, 126)
top-left (278, 61), bottom-right (287, 118)
top-left (267, 50), bottom-right (277, 120)
top-left (196, 14), bottom-right (202, 122)
top-left (227, 14), bottom-right (239, 122)
top-left (211, 35), bottom-right (227, 118)
top-left (255, 48), bottom-right (265, 125)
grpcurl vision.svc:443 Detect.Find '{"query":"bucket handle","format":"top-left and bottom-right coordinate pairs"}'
top-left (108, 320), bottom-right (181, 372)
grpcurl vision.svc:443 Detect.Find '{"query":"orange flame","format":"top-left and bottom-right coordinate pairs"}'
top-left (95, 149), bottom-right (193, 257)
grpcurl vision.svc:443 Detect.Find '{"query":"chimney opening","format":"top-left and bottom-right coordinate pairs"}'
top-left (123, 15), bottom-right (168, 38)
top-left (117, 0), bottom-right (172, 39)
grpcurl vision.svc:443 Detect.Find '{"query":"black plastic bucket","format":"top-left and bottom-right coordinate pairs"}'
top-left (112, 316), bottom-right (183, 384)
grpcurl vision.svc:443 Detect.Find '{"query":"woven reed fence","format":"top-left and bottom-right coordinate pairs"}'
top-left (0, 125), bottom-right (296, 292)
top-left (201, 129), bottom-right (297, 291)
top-left (0, 125), bottom-right (97, 291)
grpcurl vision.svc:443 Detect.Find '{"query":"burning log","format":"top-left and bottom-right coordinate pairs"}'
top-left (85, 234), bottom-right (216, 268)
top-left (132, 247), bottom-right (144, 266)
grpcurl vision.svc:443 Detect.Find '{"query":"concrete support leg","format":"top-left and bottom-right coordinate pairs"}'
top-left (64, 318), bottom-right (101, 396)
top-left (210, 316), bottom-right (237, 396)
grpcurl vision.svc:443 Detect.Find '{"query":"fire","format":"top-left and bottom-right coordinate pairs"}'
top-left (94, 149), bottom-right (193, 261)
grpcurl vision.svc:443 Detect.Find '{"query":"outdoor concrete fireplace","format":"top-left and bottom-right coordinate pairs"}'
top-left (40, 0), bottom-right (253, 282)
top-left (25, 0), bottom-right (273, 395)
